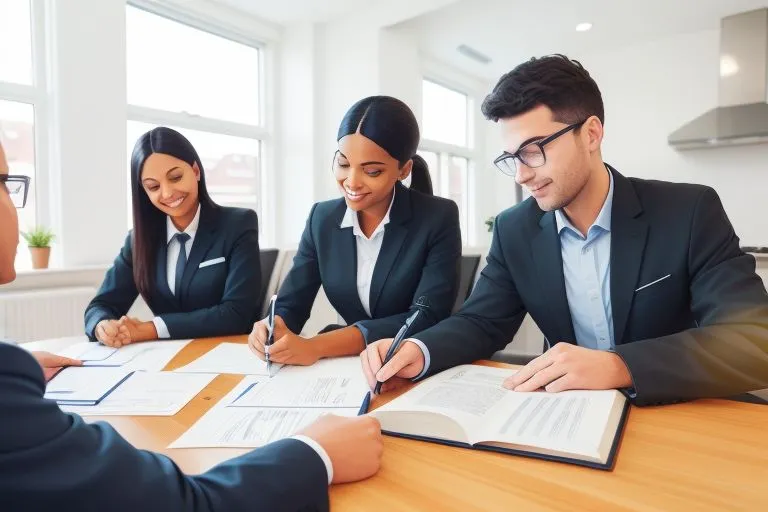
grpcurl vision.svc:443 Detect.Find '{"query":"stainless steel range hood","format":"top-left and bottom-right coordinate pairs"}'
top-left (669, 9), bottom-right (768, 150)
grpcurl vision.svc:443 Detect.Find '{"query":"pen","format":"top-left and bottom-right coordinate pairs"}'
top-left (265, 294), bottom-right (277, 378)
top-left (374, 296), bottom-right (429, 394)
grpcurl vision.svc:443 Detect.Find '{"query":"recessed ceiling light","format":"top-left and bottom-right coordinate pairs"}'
top-left (576, 22), bottom-right (592, 32)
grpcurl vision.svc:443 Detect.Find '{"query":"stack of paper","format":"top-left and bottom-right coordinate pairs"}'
top-left (45, 367), bottom-right (134, 405)
top-left (60, 372), bottom-right (216, 416)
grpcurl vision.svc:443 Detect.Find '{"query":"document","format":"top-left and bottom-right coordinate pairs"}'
top-left (44, 366), bottom-right (134, 405)
top-left (60, 372), bottom-right (216, 416)
top-left (59, 340), bottom-right (191, 372)
top-left (370, 365), bottom-right (628, 468)
top-left (169, 357), bottom-right (368, 448)
top-left (173, 342), bottom-right (282, 376)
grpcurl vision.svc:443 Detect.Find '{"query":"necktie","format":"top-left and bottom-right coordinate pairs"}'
top-left (173, 232), bottom-right (191, 296)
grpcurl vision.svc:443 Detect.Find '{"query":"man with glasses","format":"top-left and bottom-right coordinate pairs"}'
top-left (362, 54), bottom-right (768, 406)
top-left (0, 141), bottom-right (383, 510)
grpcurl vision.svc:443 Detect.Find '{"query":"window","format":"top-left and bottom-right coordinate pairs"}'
top-left (0, 0), bottom-right (45, 271)
top-left (126, 5), bottom-right (267, 232)
top-left (420, 79), bottom-right (475, 245)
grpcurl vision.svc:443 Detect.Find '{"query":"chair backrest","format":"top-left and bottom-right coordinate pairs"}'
top-left (452, 254), bottom-right (481, 313)
top-left (257, 248), bottom-right (280, 318)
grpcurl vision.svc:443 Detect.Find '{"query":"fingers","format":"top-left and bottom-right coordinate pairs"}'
top-left (248, 321), bottom-right (268, 354)
top-left (503, 352), bottom-right (553, 389)
top-left (511, 363), bottom-right (567, 392)
top-left (49, 355), bottom-right (83, 367)
top-left (376, 344), bottom-right (420, 382)
top-left (101, 321), bottom-right (118, 338)
top-left (267, 336), bottom-right (290, 358)
top-left (360, 348), bottom-right (378, 390)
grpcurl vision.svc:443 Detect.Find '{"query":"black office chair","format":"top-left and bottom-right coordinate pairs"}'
top-left (452, 255), bottom-right (481, 314)
top-left (258, 248), bottom-right (280, 315)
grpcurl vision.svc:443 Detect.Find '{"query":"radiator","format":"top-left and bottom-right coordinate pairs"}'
top-left (0, 287), bottom-right (96, 343)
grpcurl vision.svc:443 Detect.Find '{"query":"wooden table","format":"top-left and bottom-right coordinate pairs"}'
top-left (28, 336), bottom-right (768, 511)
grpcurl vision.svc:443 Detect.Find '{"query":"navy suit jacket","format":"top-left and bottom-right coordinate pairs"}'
top-left (84, 205), bottom-right (261, 340)
top-left (276, 183), bottom-right (462, 343)
top-left (414, 168), bottom-right (768, 405)
top-left (0, 342), bottom-right (329, 511)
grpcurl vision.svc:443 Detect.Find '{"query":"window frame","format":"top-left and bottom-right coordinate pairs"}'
top-left (419, 73), bottom-right (481, 246)
top-left (125, 0), bottom-right (275, 243)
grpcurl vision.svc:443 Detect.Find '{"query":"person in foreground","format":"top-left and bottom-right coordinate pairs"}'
top-left (248, 96), bottom-right (461, 366)
top-left (362, 55), bottom-right (768, 406)
top-left (84, 127), bottom-right (263, 347)
top-left (0, 140), bottom-right (383, 511)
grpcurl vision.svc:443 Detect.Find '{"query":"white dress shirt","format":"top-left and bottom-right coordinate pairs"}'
top-left (152, 205), bottom-right (201, 339)
top-left (338, 191), bottom-right (396, 316)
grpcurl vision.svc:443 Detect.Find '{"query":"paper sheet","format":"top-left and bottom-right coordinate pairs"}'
top-left (173, 342), bottom-right (282, 376)
top-left (59, 340), bottom-right (192, 372)
top-left (169, 376), bottom-right (360, 448)
top-left (60, 371), bottom-right (216, 416)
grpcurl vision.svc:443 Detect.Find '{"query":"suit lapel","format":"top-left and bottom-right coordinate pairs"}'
top-left (532, 211), bottom-right (576, 344)
top-left (155, 233), bottom-right (175, 304)
top-left (179, 206), bottom-right (217, 300)
top-left (369, 184), bottom-right (410, 315)
top-left (609, 169), bottom-right (649, 344)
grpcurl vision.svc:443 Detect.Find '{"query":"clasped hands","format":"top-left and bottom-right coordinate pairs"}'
top-left (95, 316), bottom-right (158, 347)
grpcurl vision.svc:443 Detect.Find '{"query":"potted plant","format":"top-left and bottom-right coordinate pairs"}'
top-left (22, 226), bottom-right (55, 270)
top-left (485, 216), bottom-right (496, 233)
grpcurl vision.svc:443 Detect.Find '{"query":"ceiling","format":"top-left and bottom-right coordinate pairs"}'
top-left (395, 0), bottom-right (768, 79)
top-left (214, 0), bottom-right (381, 24)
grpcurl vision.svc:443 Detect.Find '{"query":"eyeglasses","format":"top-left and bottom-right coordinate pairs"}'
top-left (493, 120), bottom-right (586, 177)
top-left (0, 174), bottom-right (31, 208)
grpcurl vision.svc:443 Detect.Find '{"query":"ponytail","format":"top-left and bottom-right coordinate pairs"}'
top-left (407, 154), bottom-right (433, 195)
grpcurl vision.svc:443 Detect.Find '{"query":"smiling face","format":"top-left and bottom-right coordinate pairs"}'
top-left (333, 133), bottom-right (411, 214)
top-left (500, 105), bottom-right (593, 212)
top-left (140, 152), bottom-right (201, 228)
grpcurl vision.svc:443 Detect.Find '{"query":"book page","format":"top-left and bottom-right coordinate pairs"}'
top-left (477, 389), bottom-right (623, 460)
top-left (372, 365), bottom-right (515, 439)
top-left (60, 372), bottom-right (215, 416)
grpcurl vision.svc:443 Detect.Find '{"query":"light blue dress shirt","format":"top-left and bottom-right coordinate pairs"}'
top-left (554, 169), bottom-right (615, 351)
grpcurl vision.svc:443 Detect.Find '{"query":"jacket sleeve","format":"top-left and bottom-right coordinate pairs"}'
top-left (356, 200), bottom-right (462, 344)
top-left (160, 210), bottom-right (262, 338)
top-left (615, 187), bottom-right (768, 405)
top-left (0, 343), bottom-right (329, 512)
top-left (274, 204), bottom-right (323, 334)
top-left (412, 209), bottom-right (528, 374)
top-left (84, 233), bottom-right (139, 340)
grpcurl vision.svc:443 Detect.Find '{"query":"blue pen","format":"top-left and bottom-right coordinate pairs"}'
top-left (373, 296), bottom-right (430, 394)
top-left (265, 294), bottom-right (277, 378)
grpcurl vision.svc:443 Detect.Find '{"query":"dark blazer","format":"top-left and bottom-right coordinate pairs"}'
top-left (276, 182), bottom-right (462, 343)
top-left (84, 205), bottom-right (261, 340)
top-left (415, 167), bottom-right (768, 406)
top-left (0, 342), bottom-right (329, 511)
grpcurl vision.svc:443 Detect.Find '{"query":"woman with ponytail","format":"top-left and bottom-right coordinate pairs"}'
top-left (248, 96), bottom-right (462, 366)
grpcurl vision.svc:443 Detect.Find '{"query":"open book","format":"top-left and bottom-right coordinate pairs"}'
top-left (370, 365), bottom-right (629, 469)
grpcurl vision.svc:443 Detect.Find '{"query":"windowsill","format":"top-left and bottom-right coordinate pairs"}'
top-left (4, 265), bottom-right (110, 292)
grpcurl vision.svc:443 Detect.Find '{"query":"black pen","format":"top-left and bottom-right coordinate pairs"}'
top-left (374, 297), bottom-right (429, 394)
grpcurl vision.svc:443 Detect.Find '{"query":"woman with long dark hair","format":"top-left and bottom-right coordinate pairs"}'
top-left (84, 127), bottom-right (261, 345)
top-left (248, 96), bottom-right (461, 366)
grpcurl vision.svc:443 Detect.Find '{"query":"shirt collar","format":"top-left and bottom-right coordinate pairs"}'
top-left (339, 186), bottom-right (397, 240)
top-left (555, 166), bottom-right (614, 237)
top-left (167, 203), bottom-right (202, 244)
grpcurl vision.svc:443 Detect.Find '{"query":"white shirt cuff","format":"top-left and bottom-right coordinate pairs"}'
top-left (407, 338), bottom-right (430, 380)
top-left (152, 317), bottom-right (171, 339)
top-left (291, 435), bottom-right (333, 485)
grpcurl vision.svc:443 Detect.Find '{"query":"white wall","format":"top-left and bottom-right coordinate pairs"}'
top-left (49, 0), bottom-right (128, 267)
top-left (581, 29), bottom-right (768, 247)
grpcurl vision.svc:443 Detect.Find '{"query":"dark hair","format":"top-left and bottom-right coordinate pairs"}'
top-left (481, 54), bottom-right (604, 126)
top-left (337, 96), bottom-right (431, 194)
top-left (129, 127), bottom-right (217, 301)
